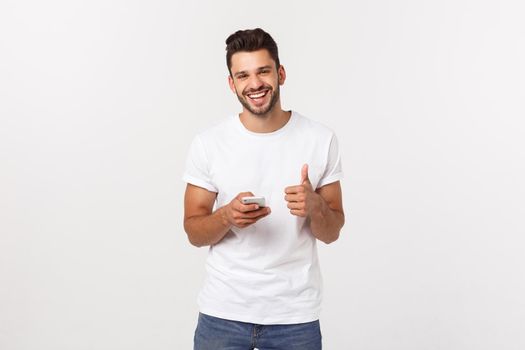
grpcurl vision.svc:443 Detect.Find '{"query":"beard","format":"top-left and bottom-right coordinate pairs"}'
top-left (236, 84), bottom-right (280, 117)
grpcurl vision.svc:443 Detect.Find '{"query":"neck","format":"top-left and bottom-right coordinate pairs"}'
top-left (239, 104), bottom-right (291, 133)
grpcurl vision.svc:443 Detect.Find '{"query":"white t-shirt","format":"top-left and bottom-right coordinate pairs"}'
top-left (183, 111), bottom-right (343, 325)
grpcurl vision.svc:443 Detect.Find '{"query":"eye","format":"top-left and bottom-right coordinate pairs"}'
top-left (237, 74), bottom-right (248, 80)
top-left (260, 69), bottom-right (270, 75)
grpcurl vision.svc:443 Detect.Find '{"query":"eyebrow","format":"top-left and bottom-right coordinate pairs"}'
top-left (233, 65), bottom-right (273, 78)
top-left (233, 71), bottom-right (248, 78)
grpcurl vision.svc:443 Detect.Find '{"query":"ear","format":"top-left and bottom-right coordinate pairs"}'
top-left (278, 65), bottom-right (286, 85)
top-left (228, 75), bottom-right (236, 94)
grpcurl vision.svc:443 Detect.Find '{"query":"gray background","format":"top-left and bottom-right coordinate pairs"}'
top-left (1, 0), bottom-right (524, 349)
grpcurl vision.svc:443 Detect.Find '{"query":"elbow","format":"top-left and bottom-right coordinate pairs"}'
top-left (321, 230), bottom-right (340, 245)
top-left (187, 234), bottom-right (205, 248)
top-left (186, 232), bottom-right (211, 248)
top-left (319, 216), bottom-right (344, 244)
top-left (184, 221), bottom-right (206, 248)
top-left (320, 213), bottom-right (345, 244)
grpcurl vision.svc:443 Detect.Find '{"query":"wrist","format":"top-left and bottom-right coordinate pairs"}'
top-left (218, 205), bottom-right (232, 229)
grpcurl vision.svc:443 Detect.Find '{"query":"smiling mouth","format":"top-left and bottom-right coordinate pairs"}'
top-left (246, 89), bottom-right (269, 101)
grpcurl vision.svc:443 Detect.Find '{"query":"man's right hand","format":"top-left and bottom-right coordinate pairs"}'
top-left (223, 192), bottom-right (271, 228)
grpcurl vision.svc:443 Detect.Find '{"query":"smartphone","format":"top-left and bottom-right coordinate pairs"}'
top-left (241, 196), bottom-right (266, 207)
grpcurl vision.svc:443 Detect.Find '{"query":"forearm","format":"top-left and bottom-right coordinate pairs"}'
top-left (184, 206), bottom-right (232, 247)
top-left (309, 197), bottom-right (345, 244)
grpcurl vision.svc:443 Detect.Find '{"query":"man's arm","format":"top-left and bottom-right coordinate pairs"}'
top-left (310, 181), bottom-right (345, 244)
top-left (183, 184), bottom-right (271, 247)
top-left (284, 164), bottom-right (345, 244)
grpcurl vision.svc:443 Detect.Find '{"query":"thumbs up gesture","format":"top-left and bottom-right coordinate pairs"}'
top-left (284, 164), bottom-right (321, 217)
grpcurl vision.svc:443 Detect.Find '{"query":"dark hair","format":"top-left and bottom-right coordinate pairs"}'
top-left (225, 28), bottom-right (280, 75)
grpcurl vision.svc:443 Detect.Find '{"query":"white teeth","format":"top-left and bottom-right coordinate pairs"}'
top-left (248, 91), bottom-right (267, 99)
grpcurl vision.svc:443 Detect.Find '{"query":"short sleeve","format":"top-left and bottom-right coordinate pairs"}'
top-left (182, 135), bottom-right (218, 192)
top-left (317, 133), bottom-right (344, 188)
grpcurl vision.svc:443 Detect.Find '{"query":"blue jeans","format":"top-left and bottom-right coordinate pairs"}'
top-left (194, 313), bottom-right (322, 350)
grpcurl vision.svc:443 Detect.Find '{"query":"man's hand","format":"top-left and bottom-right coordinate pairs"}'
top-left (184, 185), bottom-right (272, 247)
top-left (283, 164), bottom-right (345, 243)
top-left (223, 192), bottom-right (271, 228)
top-left (284, 164), bottom-right (322, 217)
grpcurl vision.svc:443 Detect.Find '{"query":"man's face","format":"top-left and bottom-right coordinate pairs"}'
top-left (228, 49), bottom-right (285, 116)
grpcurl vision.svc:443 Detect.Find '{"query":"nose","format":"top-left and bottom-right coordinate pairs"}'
top-left (246, 75), bottom-right (264, 91)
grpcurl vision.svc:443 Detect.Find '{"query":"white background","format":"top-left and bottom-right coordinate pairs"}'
top-left (1, 0), bottom-right (524, 349)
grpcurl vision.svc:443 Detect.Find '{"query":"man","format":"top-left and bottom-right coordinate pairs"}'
top-left (183, 28), bottom-right (345, 350)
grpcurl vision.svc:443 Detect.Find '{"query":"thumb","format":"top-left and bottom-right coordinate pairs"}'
top-left (301, 164), bottom-right (310, 184)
